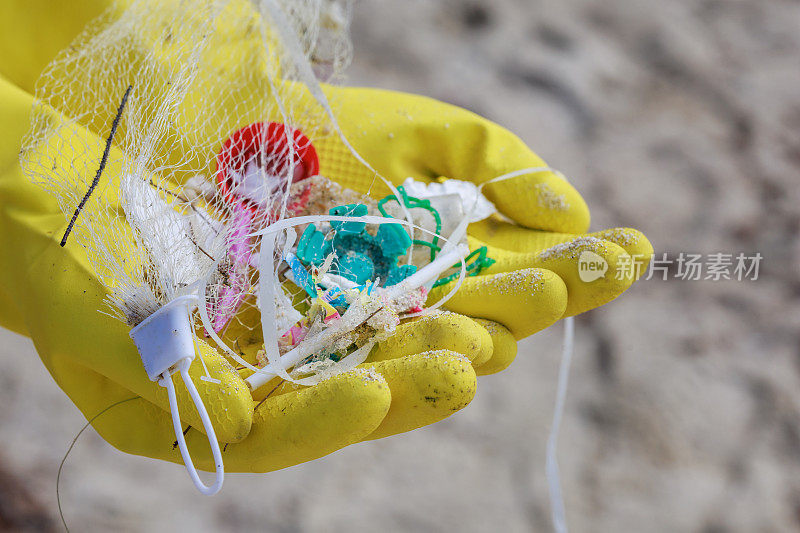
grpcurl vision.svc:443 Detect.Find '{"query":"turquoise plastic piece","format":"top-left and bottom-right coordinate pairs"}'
top-left (294, 203), bottom-right (418, 287)
top-left (336, 251), bottom-right (374, 285)
top-left (297, 224), bottom-right (332, 266)
top-left (385, 263), bottom-right (417, 287)
top-left (376, 223), bottom-right (412, 258)
top-left (330, 204), bottom-right (368, 235)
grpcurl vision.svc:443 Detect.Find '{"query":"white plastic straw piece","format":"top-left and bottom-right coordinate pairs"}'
top-left (319, 273), bottom-right (359, 290)
top-left (384, 244), bottom-right (469, 301)
top-left (546, 316), bottom-right (574, 533)
top-left (160, 357), bottom-right (224, 496)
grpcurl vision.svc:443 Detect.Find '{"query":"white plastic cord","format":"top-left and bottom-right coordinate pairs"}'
top-left (546, 316), bottom-right (574, 533)
top-left (230, 214), bottom-right (469, 389)
top-left (159, 357), bottom-right (224, 496)
top-left (191, 314), bottom-right (221, 384)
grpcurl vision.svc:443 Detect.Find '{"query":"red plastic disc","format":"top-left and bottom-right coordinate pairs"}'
top-left (215, 122), bottom-right (319, 213)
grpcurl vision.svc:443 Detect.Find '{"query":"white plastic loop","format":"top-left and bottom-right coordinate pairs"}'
top-left (130, 297), bottom-right (224, 495)
top-left (546, 316), bottom-right (575, 533)
top-left (159, 358), bottom-right (225, 496)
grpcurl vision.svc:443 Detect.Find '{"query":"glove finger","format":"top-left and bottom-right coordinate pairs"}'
top-left (472, 319), bottom-right (518, 376)
top-left (471, 235), bottom-right (638, 318)
top-left (220, 368), bottom-right (390, 473)
top-left (63, 359), bottom-right (393, 473)
top-left (426, 268), bottom-right (567, 340)
top-left (247, 350), bottom-right (477, 442)
top-left (361, 350), bottom-right (477, 440)
top-left (368, 311), bottom-right (493, 367)
top-left (171, 352), bottom-right (474, 469)
top-left (470, 218), bottom-right (654, 264)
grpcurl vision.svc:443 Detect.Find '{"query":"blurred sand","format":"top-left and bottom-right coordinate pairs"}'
top-left (2, 0), bottom-right (799, 531)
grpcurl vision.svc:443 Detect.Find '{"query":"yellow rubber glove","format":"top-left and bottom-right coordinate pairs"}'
top-left (0, 0), bottom-right (650, 475)
top-left (0, 0), bottom-right (649, 374)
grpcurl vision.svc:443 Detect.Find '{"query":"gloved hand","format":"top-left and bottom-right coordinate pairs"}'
top-left (0, 0), bottom-right (650, 475)
top-left (0, 72), bottom-right (488, 472)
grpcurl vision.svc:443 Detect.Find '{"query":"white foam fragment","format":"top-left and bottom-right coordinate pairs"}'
top-left (402, 177), bottom-right (497, 222)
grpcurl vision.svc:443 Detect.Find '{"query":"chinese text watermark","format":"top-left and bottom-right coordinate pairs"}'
top-left (578, 252), bottom-right (763, 282)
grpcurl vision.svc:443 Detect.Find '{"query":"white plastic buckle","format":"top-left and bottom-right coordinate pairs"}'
top-left (129, 295), bottom-right (224, 495)
top-left (130, 296), bottom-right (198, 381)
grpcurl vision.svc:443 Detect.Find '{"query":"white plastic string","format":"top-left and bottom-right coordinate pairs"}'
top-left (546, 316), bottom-right (574, 533)
top-left (159, 357), bottom-right (224, 496)
top-left (470, 165), bottom-right (572, 533)
top-left (257, 229), bottom-right (295, 382)
top-left (226, 162), bottom-right (565, 389)
top-left (451, 165), bottom-right (572, 533)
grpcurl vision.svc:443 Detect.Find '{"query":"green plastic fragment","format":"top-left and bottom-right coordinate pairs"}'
top-left (431, 245), bottom-right (496, 288)
top-left (295, 203), bottom-right (418, 287)
top-left (378, 185), bottom-right (442, 261)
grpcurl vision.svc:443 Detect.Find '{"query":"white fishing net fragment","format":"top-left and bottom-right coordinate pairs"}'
top-left (19, 0), bottom-right (354, 331)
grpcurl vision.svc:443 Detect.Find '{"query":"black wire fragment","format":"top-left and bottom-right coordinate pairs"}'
top-left (60, 84), bottom-right (133, 247)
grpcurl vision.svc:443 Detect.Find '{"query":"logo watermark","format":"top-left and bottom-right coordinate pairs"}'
top-left (577, 252), bottom-right (763, 282)
top-left (578, 251), bottom-right (608, 282)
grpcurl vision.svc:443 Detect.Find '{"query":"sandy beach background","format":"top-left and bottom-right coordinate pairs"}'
top-left (1, 0), bottom-right (798, 531)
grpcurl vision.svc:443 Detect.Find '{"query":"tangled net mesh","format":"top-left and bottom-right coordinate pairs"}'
top-left (20, 0), bottom-right (346, 320)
